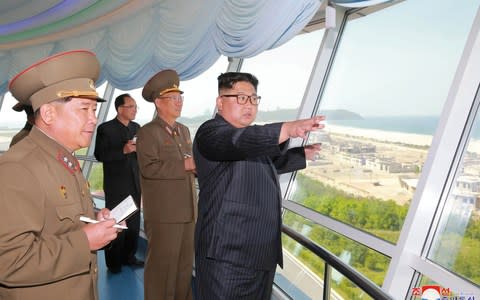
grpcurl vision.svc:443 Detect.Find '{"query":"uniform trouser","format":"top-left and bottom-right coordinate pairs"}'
top-left (144, 221), bottom-right (194, 300)
top-left (195, 257), bottom-right (275, 300)
top-left (105, 202), bottom-right (141, 270)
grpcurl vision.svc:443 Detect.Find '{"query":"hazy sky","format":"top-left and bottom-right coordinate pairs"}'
top-left (320, 0), bottom-right (480, 117)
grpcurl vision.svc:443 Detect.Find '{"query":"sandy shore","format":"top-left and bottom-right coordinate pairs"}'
top-left (327, 124), bottom-right (480, 154)
top-left (326, 125), bottom-right (433, 146)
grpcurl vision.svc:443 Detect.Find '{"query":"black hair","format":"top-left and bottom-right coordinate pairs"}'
top-left (24, 105), bottom-right (34, 116)
top-left (217, 72), bottom-right (259, 92)
top-left (114, 93), bottom-right (132, 111)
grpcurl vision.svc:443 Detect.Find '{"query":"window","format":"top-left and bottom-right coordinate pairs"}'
top-left (241, 30), bottom-right (325, 123)
top-left (289, 0), bottom-right (479, 244)
top-left (0, 92), bottom-right (22, 152)
top-left (180, 56), bottom-right (229, 139)
top-left (428, 111), bottom-right (480, 285)
top-left (106, 87), bottom-right (154, 126)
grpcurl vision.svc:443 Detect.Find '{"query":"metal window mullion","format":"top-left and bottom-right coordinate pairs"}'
top-left (208, 56), bottom-right (242, 118)
top-left (227, 57), bottom-right (243, 72)
top-left (0, 93), bottom-right (5, 111)
top-left (281, 7), bottom-right (348, 198)
top-left (82, 82), bottom-right (115, 178)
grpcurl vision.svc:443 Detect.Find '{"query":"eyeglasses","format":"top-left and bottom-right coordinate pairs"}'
top-left (220, 94), bottom-right (261, 105)
top-left (158, 95), bottom-right (184, 102)
top-left (120, 105), bottom-right (138, 110)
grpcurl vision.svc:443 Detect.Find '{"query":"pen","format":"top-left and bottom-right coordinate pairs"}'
top-left (80, 216), bottom-right (128, 229)
top-left (184, 153), bottom-right (192, 158)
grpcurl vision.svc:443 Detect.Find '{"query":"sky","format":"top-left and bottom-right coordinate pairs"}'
top-left (320, 0), bottom-right (480, 117)
top-left (1, 0), bottom-right (480, 127)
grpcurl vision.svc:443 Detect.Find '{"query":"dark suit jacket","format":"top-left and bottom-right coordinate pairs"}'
top-left (94, 118), bottom-right (141, 207)
top-left (193, 114), bottom-right (306, 271)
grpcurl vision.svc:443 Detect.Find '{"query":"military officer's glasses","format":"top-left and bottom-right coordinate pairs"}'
top-left (158, 95), bottom-right (184, 102)
top-left (221, 94), bottom-right (261, 105)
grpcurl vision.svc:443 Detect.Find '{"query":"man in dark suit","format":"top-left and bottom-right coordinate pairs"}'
top-left (94, 93), bottom-right (143, 273)
top-left (193, 72), bottom-right (324, 299)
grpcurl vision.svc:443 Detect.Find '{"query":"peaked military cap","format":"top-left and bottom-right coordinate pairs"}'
top-left (142, 69), bottom-right (183, 102)
top-left (8, 50), bottom-right (105, 111)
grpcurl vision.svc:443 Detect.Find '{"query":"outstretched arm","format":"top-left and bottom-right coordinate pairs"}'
top-left (279, 116), bottom-right (325, 143)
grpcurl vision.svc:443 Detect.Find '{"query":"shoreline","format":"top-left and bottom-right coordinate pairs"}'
top-left (326, 125), bottom-right (480, 154)
top-left (327, 124), bottom-right (433, 147)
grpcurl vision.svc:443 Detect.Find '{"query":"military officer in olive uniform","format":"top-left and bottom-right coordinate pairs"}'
top-left (137, 69), bottom-right (197, 300)
top-left (0, 50), bottom-right (120, 300)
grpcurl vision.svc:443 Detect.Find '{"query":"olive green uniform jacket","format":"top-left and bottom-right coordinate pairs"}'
top-left (0, 126), bottom-right (98, 300)
top-left (137, 117), bottom-right (197, 299)
top-left (136, 117), bottom-right (197, 223)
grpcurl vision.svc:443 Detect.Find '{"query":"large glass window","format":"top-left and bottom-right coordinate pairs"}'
top-left (289, 0), bottom-right (480, 243)
top-left (0, 92), bottom-right (22, 152)
top-left (0, 82), bottom-right (106, 153)
top-left (106, 86), bottom-right (154, 126)
top-left (87, 86), bottom-right (152, 197)
top-left (428, 108), bottom-right (480, 285)
top-left (180, 56), bottom-right (229, 138)
top-left (241, 30), bottom-right (324, 123)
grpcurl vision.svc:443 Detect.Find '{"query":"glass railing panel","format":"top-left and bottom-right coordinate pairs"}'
top-left (282, 210), bottom-right (390, 298)
top-left (88, 161), bottom-right (104, 198)
top-left (326, 270), bottom-right (374, 300)
top-left (277, 234), bottom-right (327, 299)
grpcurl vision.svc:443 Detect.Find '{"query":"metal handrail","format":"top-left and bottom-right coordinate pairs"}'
top-left (282, 224), bottom-right (394, 300)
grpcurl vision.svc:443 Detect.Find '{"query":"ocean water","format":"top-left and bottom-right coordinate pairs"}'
top-left (329, 115), bottom-right (480, 141)
top-left (328, 115), bottom-right (439, 136)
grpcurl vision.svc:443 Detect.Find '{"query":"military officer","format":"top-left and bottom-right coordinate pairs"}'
top-left (0, 50), bottom-right (120, 300)
top-left (137, 69), bottom-right (197, 300)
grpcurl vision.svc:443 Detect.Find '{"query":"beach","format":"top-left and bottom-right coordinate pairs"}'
top-left (327, 124), bottom-right (432, 147)
top-left (326, 124), bottom-right (480, 154)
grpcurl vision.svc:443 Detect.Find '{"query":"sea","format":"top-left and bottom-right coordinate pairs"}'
top-left (328, 115), bottom-right (480, 139)
top-left (328, 115), bottom-right (438, 136)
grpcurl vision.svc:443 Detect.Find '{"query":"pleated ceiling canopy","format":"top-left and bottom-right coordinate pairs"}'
top-left (0, 0), bottom-right (392, 94)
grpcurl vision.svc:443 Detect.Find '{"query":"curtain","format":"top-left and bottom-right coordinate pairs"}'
top-left (0, 0), bottom-right (320, 94)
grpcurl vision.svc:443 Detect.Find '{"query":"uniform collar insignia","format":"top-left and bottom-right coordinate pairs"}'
top-left (56, 151), bottom-right (80, 174)
top-left (164, 124), bottom-right (179, 137)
